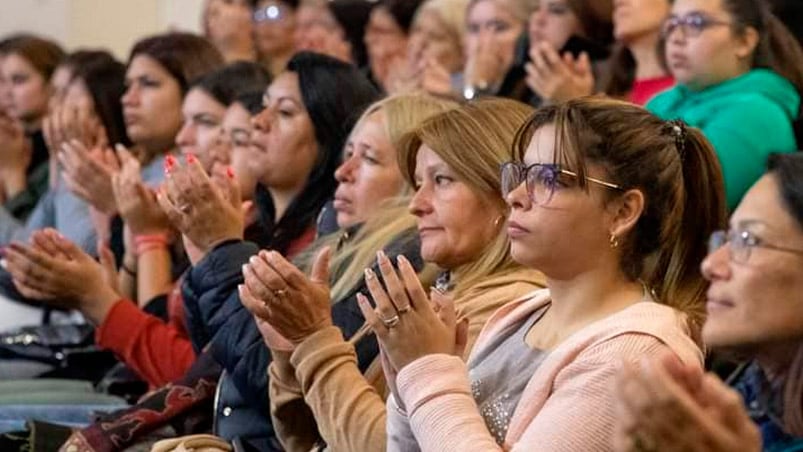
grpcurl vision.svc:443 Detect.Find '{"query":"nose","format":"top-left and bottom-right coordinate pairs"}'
top-left (335, 154), bottom-right (358, 183)
top-left (505, 179), bottom-right (531, 211)
top-left (700, 243), bottom-right (731, 282)
top-left (175, 121), bottom-right (194, 148)
top-left (251, 106), bottom-right (273, 133)
top-left (121, 84), bottom-right (138, 107)
top-left (408, 184), bottom-right (433, 218)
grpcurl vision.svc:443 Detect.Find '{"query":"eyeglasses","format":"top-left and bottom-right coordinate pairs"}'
top-left (253, 4), bottom-right (287, 22)
top-left (661, 13), bottom-right (731, 38)
top-left (709, 229), bottom-right (803, 264)
top-left (500, 162), bottom-right (622, 206)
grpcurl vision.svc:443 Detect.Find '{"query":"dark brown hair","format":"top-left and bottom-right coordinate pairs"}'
top-left (0, 34), bottom-right (65, 81)
top-left (766, 153), bottom-right (803, 436)
top-left (721, 0), bottom-right (803, 92)
top-left (128, 32), bottom-right (224, 94)
top-left (567, 0), bottom-right (615, 47)
top-left (512, 96), bottom-right (727, 328)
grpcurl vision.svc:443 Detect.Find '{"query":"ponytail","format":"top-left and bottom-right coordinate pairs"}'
top-left (600, 44), bottom-right (636, 98)
top-left (784, 345), bottom-right (803, 437)
top-left (647, 126), bottom-right (727, 330)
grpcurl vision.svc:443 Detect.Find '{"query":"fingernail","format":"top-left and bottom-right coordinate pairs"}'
top-left (237, 284), bottom-right (244, 295)
top-left (397, 255), bottom-right (410, 267)
top-left (242, 264), bottom-right (249, 274)
top-left (364, 268), bottom-right (375, 280)
top-left (430, 285), bottom-right (445, 295)
top-left (376, 249), bottom-right (387, 262)
top-left (249, 256), bottom-right (259, 265)
top-left (164, 155), bottom-right (176, 174)
top-left (226, 166), bottom-right (235, 179)
top-left (186, 153), bottom-right (197, 164)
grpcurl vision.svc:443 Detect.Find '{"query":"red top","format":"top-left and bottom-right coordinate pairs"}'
top-left (96, 283), bottom-right (194, 388)
top-left (628, 76), bottom-right (675, 106)
top-left (96, 227), bottom-right (318, 387)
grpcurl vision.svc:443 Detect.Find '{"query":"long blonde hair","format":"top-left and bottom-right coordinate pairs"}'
top-left (397, 98), bottom-right (534, 297)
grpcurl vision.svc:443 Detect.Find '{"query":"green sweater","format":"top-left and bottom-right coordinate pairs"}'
top-left (647, 69), bottom-right (799, 210)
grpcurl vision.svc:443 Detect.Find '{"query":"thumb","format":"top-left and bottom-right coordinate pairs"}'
top-left (50, 230), bottom-right (84, 261)
top-left (310, 246), bottom-right (331, 284)
top-left (454, 317), bottom-right (469, 358)
top-left (240, 200), bottom-right (254, 219)
top-left (431, 288), bottom-right (456, 328)
top-left (575, 52), bottom-right (591, 74)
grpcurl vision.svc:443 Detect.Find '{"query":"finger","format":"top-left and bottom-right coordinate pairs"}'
top-left (575, 51), bottom-right (591, 75)
top-left (247, 253), bottom-right (290, 293)
top-left (30, 229), bottom-right (67, 259)
top-left (98, 245), bottom-right (117, 275)
top-left (156, 188), bottom-right (185, 228)
top-left (357, 293), bottom-right (389, 340)
top-left (309, 246), bottom-right (331, 285)
top-left (49, 230), bottom-right (86, 261)
top-left (454, 317), bottom-right (469, 357)
top-left (430, 287), bottom-right (456, 329)
top-left (396, 254), bottom-right (427, 311)
top-left (238, 283), bottom-right (272, 321)
top-left (375, 250), bottom-right (410, 313)
top-left (5, 244), bottom-right (60, 290)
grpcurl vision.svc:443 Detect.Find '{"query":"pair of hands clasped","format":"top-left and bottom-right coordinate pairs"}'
top-left (613, 353), bottom-right (761, 452)
top-left (239, 248), bottom-right (467, 403)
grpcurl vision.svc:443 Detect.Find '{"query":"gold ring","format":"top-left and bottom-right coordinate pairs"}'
top-left (397, 305), bottom-right (411, 314)
top-left (380, 314), bottom-right (400, 329)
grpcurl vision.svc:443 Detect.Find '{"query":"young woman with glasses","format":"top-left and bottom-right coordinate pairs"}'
top-left (647, 0), bottom-right (803, 211)
top-left (361, 96), bottom-right (727, 450)
top-left (614, 153), bottom-right (803, 452)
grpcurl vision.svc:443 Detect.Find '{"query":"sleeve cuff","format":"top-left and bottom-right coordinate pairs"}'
top-left (397, 354), bottom-right (471, 415)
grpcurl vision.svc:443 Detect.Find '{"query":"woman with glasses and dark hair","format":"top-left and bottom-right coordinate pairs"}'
top-left (647, 0), bottom-right (803, 210)
top-left (203, 0), bottom-right (258, 63)
top-left (614, 153), bottom-right (803, 452)
top-left (365, 96), bottom-right (727, 450)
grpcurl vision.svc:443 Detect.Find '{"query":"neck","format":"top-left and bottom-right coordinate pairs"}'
top-left (268, 185), bottom-right (303, 221)
top-left (755, 342), bottom-right (801, 381)
top-left (264, 49), bottom-right (294, 77)
top-left (627, 32), bottom-right (667, 80)
top-left (220, 36), bottom-right (257, 63)
top-left (545, 263), bottom-right (644, 337)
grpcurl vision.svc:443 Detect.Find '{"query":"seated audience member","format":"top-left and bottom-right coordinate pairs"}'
top-left (0, 35), bottom-right (64, 225)
top-left (396, 0), bottom-right (469, 96)
top-left (461, 0), bottom-right (536, 100)
top-left (614, 153), bottom-right (803, 452)
top-left (366, 97), bottom-right (726, 451)
top-left (522, 0), bottom-right (614, 105)
top-left (255, 98), bottom-right (546, 451)
top-left (363, 0), bottom-right (425, 92)
top-left (647, 0), bottom-right (803, 210)
top-left (252, 0), bottom-right (300, 77)
top-left (604, 0), bottom-right (674, 105)
top-left (203, 0), bottom-right (257, 63)
top-left (294, 0), bottom-right (374, 68)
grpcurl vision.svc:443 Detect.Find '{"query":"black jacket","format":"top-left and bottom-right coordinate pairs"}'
top-left (182, 229), bottom-right (423, 449)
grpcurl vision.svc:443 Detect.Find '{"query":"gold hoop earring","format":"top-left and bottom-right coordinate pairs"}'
top-left (609, 234), bottom-right (619, 249)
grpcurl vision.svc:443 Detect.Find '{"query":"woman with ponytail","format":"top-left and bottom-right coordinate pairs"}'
top-left (363, 96), bottom-right (727, 450)
top-left (614, 153), bottom-right (803, 452)
top-left (648, 0), bottom-right (803, 210)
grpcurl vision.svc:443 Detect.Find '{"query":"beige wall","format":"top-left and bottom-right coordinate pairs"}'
top-left (0, 0), bottom-right (204, 60)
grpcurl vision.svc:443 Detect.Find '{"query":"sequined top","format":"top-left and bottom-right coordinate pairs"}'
top-left (468, 305), bottom-right (550, 444)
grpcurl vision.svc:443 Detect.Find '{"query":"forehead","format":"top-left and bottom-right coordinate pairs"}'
top-left (469, 0), bottom-right (511, 19)
top-left (732, 174), bottom-right (802, 236)
top-left (672, 0), bottom-right (725, 14)
top-left (126, 54), bottom-right (170, 79)
top-left (224, 103), bottom-right (251, 124)
top-left (2, 53), bottom-right (37, 73)
top-left (183, 87), bottom-right (224, 112)
top-left (523, 124), bottom-right (558, 164)
top-left (415, 144), bottom-right (447, 170)
top-left (267, 71), bottom-right (300, 98)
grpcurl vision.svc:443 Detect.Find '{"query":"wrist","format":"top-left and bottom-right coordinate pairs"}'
top-left (82, 287), bottom-right (121, 325)
top-left (135, 232), bottom-right (170, 255)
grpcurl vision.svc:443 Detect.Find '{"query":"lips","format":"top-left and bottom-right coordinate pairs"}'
top-left (332, 195), bottom-right (351, 212)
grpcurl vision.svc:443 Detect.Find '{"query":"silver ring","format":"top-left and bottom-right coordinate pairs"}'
top-left (380, 314), bottom-right (400, 329)
top-left (273, 289), bottom-right (288, 298)
top-left (178, 203), bottom-right (192, 214)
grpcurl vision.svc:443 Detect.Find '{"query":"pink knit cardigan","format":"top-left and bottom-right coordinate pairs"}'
top-left (387, 289), bottom-right (704, 451)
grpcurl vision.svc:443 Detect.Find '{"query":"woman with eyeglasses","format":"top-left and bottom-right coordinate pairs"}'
top-left (252, 0), bottom-right (299, 77)
top-left (647, 0), bottom-right (803, 211)
top-left (364, 96), bottom-right (727, 450)
top-left (613, 153), bottom-right (803, 452)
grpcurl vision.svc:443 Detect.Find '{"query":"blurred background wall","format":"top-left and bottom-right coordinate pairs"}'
top-left (0, 0), bottom-right (204, 59)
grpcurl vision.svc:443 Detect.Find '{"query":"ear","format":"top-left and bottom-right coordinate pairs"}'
top-left (606, 189), bottom-right (645, 241)
top-left (734, 26), bottom-right (760, 60)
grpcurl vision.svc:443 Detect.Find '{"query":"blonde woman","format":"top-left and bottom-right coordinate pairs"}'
top-left (242, 98), bottom-right (546, 451)
top-left (391, 0), bottom-right (469, 95)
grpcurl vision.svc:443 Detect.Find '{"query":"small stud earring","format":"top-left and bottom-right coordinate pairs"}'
top-left (609, 234), bottom-right (619, 249)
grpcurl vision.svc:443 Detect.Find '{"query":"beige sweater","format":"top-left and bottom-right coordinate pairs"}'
top-left (268, 269), bottom-right (546, 452)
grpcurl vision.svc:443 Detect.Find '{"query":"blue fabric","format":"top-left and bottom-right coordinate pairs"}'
top-left (0, 403), bottom-right (129, 434)
top-left (732, 361), bottom-right (803, 451)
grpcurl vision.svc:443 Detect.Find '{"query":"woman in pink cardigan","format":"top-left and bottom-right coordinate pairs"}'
top-left (359, 97), bottom-right (728, 451)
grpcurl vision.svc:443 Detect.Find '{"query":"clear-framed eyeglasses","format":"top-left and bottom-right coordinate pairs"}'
top-left (500, 162), bottom-right (622, 206)
top-left (708, 229), bottom-right (803, 264)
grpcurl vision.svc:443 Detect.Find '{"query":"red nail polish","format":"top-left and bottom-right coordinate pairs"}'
top-left (226, 166), bottom-right (235, 179)
top-left (186, 153), bottom-right (197, 164)
top-left (164, 155), bottom-right (176, 174)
